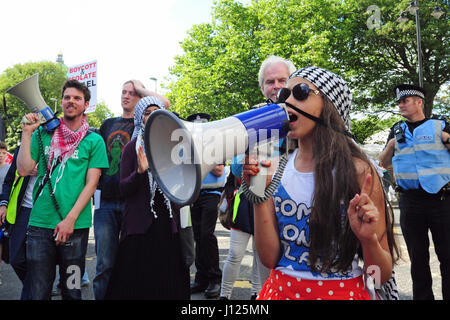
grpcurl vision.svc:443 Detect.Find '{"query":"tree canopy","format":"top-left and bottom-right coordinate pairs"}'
top-left (167, 0), bottom-right (449, 121)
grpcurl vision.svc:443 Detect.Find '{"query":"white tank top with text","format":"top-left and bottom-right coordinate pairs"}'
top-left (273, 149), bottom-right (363, 280)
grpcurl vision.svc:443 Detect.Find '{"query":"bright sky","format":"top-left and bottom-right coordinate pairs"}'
top-left (1, 0), bottom-right (245, 116)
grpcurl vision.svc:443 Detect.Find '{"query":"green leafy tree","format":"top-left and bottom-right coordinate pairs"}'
top-left (86, 102), bottom-right (114, 129)
top-left (167, 0), bottom-right (338, 119)
top-left (331, 0), bottom-right (449, 118)
top-left (351, 115), bottom-right (402, 144)
top-left (167, 0), bottom-right (449, 121)
top-left (0, 61), bottom-right (68, 151)
top-left (167, 1), bottom-right (262, 120)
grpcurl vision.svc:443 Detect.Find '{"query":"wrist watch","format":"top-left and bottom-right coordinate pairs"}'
top-left (445, 137), bottom-right (450, 145)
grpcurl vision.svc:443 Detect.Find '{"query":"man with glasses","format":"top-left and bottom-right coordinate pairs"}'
top-left (379, 84), bottom-right (450, 300)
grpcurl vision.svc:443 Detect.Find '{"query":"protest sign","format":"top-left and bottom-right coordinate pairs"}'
top-left (67, 60), bottom-right (97, 113)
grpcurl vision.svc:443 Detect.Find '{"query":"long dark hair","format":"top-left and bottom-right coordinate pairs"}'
top-left (307, 96), bottom-right (399, 273)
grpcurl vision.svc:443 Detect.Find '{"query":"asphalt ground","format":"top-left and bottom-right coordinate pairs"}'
top-left (0, 203), bottom-right (443, 301)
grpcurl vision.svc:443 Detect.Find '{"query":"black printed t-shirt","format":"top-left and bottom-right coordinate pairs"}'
top-left (98, 117), bottom-right (134, 199)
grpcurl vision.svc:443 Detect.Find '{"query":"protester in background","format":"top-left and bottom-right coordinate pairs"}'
top-left (17, 80), bottom-right (108, 300)
top-left (379, 84), bottom-right (450, 300)
top-left (244, 66), bottom-right (399, 300)
top-left (258, 55), bottom-right (296, 103)
top-left (187, 113), bottom-right (227, 299)
top-left (0, 146), bottom-right (36, 298)
top-left (93, 79), bottom-right (167, 299)
top-left (219, 170), bottom-right (269, 300)
top-left (0, 142), bottom-right (10, 191)
top-left (0, 141), bottom-right (10, 285)
top-left (105, 96), bottom-right (189, 299)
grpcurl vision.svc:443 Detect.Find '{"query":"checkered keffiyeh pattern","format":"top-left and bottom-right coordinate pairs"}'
top-left (290, 66), bottom-right (352, 130)
top-left (131, 96), bottom-right (165, 140)
top-left (130, 95), bottom-right (172, 220)
top-left (47, 117), bottom-right (89, 168)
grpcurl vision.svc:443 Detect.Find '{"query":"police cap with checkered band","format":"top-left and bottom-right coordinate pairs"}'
top-left (394, 84), bottom-right (426, 102)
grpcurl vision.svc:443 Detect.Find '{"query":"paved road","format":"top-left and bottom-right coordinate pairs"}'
top-left (0, 204), bottom-right (443, 300)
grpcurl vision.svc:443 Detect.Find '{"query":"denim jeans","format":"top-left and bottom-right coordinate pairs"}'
top-left (26, 226), bottom-right (89, 300)
top-left (93, 198), bottom-right (123, 300)
top-left (400, 190), bottom-right (450, 300)
top-left (9, 206), bottom-right (32, 300)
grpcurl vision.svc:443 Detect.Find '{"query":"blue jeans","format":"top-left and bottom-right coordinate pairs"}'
top-left (26, 226), bottom-right (89, 300)
top-left (93, 199), bottom-right (123, 300)
top-left (9, 206), bottom-right (32, 300)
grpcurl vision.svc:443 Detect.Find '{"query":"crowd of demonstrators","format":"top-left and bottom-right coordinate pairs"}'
top-left (0, 59), bottom-right (448, 301)
top-left (379, 85), bottom-right (450, 300)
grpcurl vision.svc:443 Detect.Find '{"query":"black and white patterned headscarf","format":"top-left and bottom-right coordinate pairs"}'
top-left (289, 66), bottom-right (352, 131)
top-left (132, 96), bottom-right (172, 219)
top-left (132, 96), bottom-right (165, 140)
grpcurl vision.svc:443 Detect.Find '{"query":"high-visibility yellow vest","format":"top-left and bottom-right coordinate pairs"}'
top-left (6, 170), bottom-right (24, 224)
top-left (232, 191), bottom-right (242, 223)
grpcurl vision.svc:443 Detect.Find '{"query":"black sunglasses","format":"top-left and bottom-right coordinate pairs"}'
top-left (276, 83), bottom-right (320, 103)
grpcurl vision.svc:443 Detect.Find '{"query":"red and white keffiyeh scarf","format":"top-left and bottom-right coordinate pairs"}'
top-left (47, 117), bottom-right (89, 169)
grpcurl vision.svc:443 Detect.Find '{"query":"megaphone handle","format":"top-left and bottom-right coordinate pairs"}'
top-left (248, 141), bottom-right (273, 198)
top-left (249, 159), bottom-right (268, 198)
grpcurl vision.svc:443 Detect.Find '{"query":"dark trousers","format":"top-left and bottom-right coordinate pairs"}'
top-left (191, 193), bottom-right (222, 285)
top-left (26, 226), bottom-right (89, 300)
top-left (399, 190), bottom-right (450, 300)
top-left (9, 206), bottom-right (32, 300)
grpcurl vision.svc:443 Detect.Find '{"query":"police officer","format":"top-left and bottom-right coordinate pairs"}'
top-left (379, 84), bottom-right (450, 300)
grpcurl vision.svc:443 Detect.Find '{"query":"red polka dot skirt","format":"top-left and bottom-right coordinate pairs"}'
top-left (257, 269), bottom-right (371, 300)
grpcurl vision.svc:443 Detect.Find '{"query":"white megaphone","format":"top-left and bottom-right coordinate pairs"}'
top-left (6, 73), bottom-right (60, 132)
top-left (144, 104), bottom-right (290, 206)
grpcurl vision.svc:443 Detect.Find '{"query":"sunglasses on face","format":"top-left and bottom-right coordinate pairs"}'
top-left (276, 83), bottom-right (320, 103)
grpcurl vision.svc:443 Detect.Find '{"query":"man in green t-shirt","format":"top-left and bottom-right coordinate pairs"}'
top-left (17, 80), bottom-right (108, 300)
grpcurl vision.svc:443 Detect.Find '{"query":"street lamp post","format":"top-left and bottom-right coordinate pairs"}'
top-left (413, 3), bottom-right (423, 87)
top-left (150, 77), bottom-right (158, 93)
top-left (396, 1), bottom-right (445, 87)
top-left (50, 98), bottom-right (58, 113)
